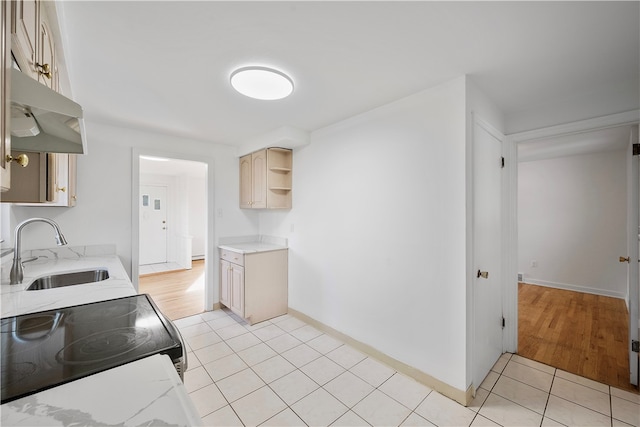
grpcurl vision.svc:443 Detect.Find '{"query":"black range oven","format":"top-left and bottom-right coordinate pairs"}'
top-left (1, 294), bottom-right (186, 404)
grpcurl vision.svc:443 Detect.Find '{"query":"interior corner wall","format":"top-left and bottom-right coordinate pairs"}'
top-left (259, 77), bottom-right (469, 392)
top-left (518, 149), bottom-right (627, 298)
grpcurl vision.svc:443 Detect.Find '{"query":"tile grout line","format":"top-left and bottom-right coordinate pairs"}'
top-left (187, 312), bottom-right (429, 426)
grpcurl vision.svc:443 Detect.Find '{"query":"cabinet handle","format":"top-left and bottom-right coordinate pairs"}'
top-left (6, 154), bottom-right (29, 167)
top-left (36, 63), bottom-right (52, 79)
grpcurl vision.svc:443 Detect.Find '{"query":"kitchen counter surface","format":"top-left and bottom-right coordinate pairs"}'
top-left (0, 245), bottom-right (135, 317)
top-left (1, 354), bottom-right (201, 426)
top-left (0, 244), bottom-right (201, 426)
top-left (219, 241), bottom-right (288, 254)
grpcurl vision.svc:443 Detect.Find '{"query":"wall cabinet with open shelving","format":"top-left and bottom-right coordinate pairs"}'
top-left (240, 147), bottom-right (292, 209)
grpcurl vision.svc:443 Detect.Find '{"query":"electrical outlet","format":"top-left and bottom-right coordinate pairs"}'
top-left (531, 260), bottom-right (538, 268)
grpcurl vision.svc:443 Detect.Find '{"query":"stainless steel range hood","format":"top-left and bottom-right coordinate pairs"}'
top-left (10, 68), bottom-right (86, 154)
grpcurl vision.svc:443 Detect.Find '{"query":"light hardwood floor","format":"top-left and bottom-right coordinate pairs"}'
top-left (518, 282), bottom-right (638, 393)
top-left (139, 260), bottom-right (205, 321)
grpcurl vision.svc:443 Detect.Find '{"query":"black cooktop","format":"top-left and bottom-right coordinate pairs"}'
top-left (1, 294), bottom-right (182, 404)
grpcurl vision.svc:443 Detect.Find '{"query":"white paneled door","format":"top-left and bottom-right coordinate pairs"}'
top-left (140, 185), bottom-right (168, 265)
top-left (472, 117), bottom-right (504, 389)
top-left (626, 127), bottom-right (639, 386)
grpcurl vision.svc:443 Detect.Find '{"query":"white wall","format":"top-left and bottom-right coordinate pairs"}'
top-left (4, 121), bottom-right (259, 283)
top-left (260, 77), bottom-right (470, 392)
top-left (518, 149), bottom-right (627, 298)
top-left (188, 174), bottom-right (206, 258)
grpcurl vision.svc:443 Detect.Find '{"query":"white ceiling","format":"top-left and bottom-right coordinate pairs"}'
top-left (57, 1), bottom-right (639, 148)
top-left (518, 125), bottom-right (632, 162)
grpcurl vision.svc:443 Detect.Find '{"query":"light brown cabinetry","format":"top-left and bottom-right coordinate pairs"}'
top-left (220, 258), bottom-right (244, 316)
top-left (240, 150), bottom-right (267, 209)
top-left (11, 0), bottom-right (57, 89)
top-left (1, 150), bottom-right (76, 205)
top-left (1, 0), bottom-right (11, 192)
top-left (240, 148), bottom-right (292, 209)
top-left (219, 248), bottom-right (288, 325)
top-left (37, 9), bottom-right (57, 91)
top-left (3, 1), bottom-right (74, 201)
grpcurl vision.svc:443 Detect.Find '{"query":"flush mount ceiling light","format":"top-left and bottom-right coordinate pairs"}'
top-left (230, 66), bottom-right (294, 100)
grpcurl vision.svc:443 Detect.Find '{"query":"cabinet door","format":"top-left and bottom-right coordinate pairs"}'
top-left (220, 259), bottom-right (230, 307)
top-left (67, 154), bottom-right (77, 206)
top-left (239, 154), bottom-right (252, 209)
top-left (37, 11), bottom-right (55, 90)
top-left (230, 264), bottom-right (244, 316)
top-left (251, 150), bottom-right (267, 209)
top-left (1, 150), bottom-right (46, 202)
top-left (1, 0), bottom-right (10, 192)
top-left (11, 0), bottom-right (39, 78)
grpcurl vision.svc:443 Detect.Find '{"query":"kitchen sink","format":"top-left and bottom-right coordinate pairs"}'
top-left (26, 269), bottom-right (110, 291)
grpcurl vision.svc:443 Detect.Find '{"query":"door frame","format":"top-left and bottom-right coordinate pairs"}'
top-left (131, 147), bottom-right (216, 311)
top-left (504, 109), bottom-right (640, 353)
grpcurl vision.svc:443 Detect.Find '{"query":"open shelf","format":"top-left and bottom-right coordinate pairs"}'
top-left (269, 167), bottom-right (291, 173)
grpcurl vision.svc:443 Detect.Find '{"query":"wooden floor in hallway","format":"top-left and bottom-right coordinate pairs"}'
top-left (139, 259), bottom-right (205, 321)
top-left (518, 282), bottom-right (638, 394)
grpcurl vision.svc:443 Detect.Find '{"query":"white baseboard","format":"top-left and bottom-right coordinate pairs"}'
top-left (523, 278), bottom-right (626, 300)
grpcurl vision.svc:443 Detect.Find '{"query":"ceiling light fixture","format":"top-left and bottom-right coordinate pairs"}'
top-left (230, 66), bottom-right (294, 100)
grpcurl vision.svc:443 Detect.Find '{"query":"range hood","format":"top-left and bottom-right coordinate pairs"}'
top-left (10, 68), bottom-right (86, 154)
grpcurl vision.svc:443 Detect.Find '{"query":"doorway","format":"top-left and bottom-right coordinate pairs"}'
top-left (132, 150), bottom-right (212, 319)
top-left (510, 117), bottom-right (639, 392)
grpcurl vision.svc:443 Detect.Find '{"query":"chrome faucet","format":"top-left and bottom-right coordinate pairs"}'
top-left (10, 218), bottom-right (68, 285)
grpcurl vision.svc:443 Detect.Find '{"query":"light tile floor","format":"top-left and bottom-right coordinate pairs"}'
top-left (176, 310), bottom-right (640, 427)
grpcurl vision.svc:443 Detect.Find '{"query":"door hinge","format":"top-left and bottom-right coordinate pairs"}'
top-left (501, 157), bottom-right (505, 168)
top-left (633, 143), bottom-right (640, 156)
top-left (501, 317), bottom-right (506, 329)
top-left (632, 340), bottom-right (639, 353)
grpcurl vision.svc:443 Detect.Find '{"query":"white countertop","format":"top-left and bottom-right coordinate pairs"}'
top-left (1, 245), bottom-right (135, 317)
top-left (0, 244), bottom-right (201, 426)
top-left (1, 354), bottom-right (201, 427)
top-left (219, 241), bottom-right (288, 254)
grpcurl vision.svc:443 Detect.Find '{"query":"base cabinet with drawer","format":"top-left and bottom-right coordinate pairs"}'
top-left (219, 248), bottom-right (288, 325)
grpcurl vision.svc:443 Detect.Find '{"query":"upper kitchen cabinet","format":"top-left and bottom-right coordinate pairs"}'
top-left (240, 148), bottom-right (292, 210)
top-left (2, 1), bottom-right (81, 200)
top-left (1, 150), bottom-right (76, 206)
top-left (11, 0), bottom-right (57, 89)
top-left (37, 9), bottom-right (57, 91)
top-left (1, 0), bottom-right (11, 192)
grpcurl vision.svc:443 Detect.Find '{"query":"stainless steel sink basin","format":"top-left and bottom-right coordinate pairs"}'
top-left (26, 269), bottom-right (109, 291)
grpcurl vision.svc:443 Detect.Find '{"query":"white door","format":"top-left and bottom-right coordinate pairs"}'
top-left (140, 185), bottom-right (168, 265)
top-left (472, 118), bottom-right (504, 388)
top-left (625, 128), bottom-right (639, 386)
